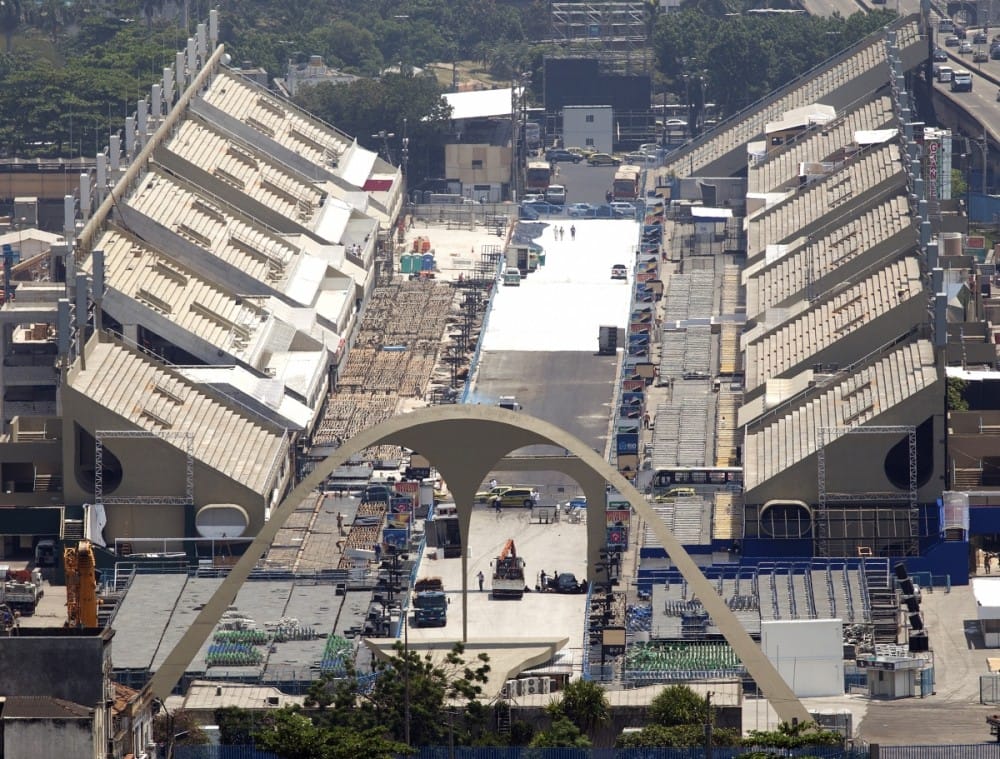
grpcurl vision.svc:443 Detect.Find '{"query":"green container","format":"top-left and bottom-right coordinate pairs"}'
top-left (537, 253), bottom-right (546, 266)
top-left (400, 254), bottom-right (414, 274)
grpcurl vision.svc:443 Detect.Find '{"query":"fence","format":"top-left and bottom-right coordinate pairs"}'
top-left (981, 674), bottom-right (1000, 704)
top-left (174, 745), bottom-right (1000, 759)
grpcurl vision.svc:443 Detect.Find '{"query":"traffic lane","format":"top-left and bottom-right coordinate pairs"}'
top-left (799, 0), bottom-right (864, 18)
top-left (472, 350), bottom-right (618, 499)
top-left (932, 69), bottom-right (1000, 139)
top-left (551, 163), bottom-right (618, 205)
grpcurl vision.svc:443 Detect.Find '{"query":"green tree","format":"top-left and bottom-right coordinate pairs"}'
top-left (528, 714), bottom-right (592, 747)
top-left (648, 684), bottom-right (709, 727)
top-left (743, 721), bottom-right (844, 749)
top-left (253, 711), bottom-right (411, 759)
top-left (947, 376), bottom-right (970, 412)
top-left (616, 723), bottom-right (742, 748)
top-left (545, 678), bottom-right (610, 733)
top-left (0, 0), bottom-right (22, 52)
top-left (215, 706), bottom-right (273, 744)
top-left (152, 709), bottom-right (209, 752)
top-left (305, 641), bottom-right (491, 747)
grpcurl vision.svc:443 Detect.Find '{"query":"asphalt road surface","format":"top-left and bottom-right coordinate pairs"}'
top-left (551, 162), bottom-right (618, 206)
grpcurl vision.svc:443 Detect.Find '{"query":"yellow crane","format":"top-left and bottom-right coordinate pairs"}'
top-left (64, 540), bottom-right (99, 628)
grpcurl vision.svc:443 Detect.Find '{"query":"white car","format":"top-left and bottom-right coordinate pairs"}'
top-left (611, 264), bottom-right (628, 280)
top-left (609, 202), bottom-right (636, 217)
top-left (664, 118), bottom-right (688, 127)
top-left (521, 193), bottom-right (544, 204)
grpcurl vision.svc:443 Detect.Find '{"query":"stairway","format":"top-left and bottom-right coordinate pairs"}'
top-left (863, 559), bottom-right (899, 644)
top-left (63, 519), bottom-right (85, 542)
top-left (496, 699), bottom-right (511, 736)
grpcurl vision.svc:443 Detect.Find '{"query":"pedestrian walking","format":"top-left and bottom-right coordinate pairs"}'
top-left (477, 571), bottom-right (485, 591)
top-left (988, 553), bottom-right (994, 574)
top-left (643, 412), bottom-right (651, 429)
top-left (336, 511), bottom-right (344, 536)
top-left (540, 569), bottom-right (548, 589)
top-left (570, 225), bottom-right (576, 241)
top-left (494, 497), bottom-right (502, 517)
top-left (373, 542), bottom-right (382, 562)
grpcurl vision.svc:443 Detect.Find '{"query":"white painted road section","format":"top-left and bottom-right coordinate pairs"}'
top-left (480, 219), bottom-right (640, 352)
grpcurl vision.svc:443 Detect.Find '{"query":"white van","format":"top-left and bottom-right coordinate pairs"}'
top-left (937, 65), bottom-right (954, 83)
top-left (545, 184), bottom-right (567, 205)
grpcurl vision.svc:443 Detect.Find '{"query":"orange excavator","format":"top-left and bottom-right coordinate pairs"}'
top-left (64, 540), bottom-right (99, 628)
top-left (490, 539), bottom-right (526, 599)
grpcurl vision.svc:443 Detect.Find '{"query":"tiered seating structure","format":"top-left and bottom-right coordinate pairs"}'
top-left (748, 143), bottom-right (902, 259)
top-left (748, 95), bottom-right (895, 194)
top-left (624, 640), bottom-right (744, 682)
top-left (743, 257), bottom-right (923, 391)
top-left (127, 171), bottom-right (298, 286)
top-left (69, 339), bottom-right (288, 493)
top-left (201, 71), bottom-right (351, 168)
top-left (644, 497), bottom-right (712, 549)
top-left (661, 19), bottom-right (920, 179)
top-left (651, 387), bottom-right (711, 469)
top-left (743, 195), bottom-right (913, 319)
top-left (165, 120), bottom-right (325, 225)
top-left (743, 340), bottom-right (937, 490)
top-left (90, 229), bottom-right (271, 362)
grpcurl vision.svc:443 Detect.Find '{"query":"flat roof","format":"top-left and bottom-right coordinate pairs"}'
top-left (443, 87), bottom-right (515, 120)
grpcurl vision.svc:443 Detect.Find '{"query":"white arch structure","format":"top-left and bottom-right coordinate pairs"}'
top-left (143, 405), bottom-right (809, 724)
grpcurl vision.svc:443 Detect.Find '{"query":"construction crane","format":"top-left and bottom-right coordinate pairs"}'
top-left (491, 539), bottom-right (526, 599)
top-left (64, 540), bottom-right (99, 628)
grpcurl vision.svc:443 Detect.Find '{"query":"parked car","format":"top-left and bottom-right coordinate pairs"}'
top-left (664, 118), bottom-right (688, 127)
top-left (587, 152), bottom-right (621, 166)
top-left (521, 193), bottom-right (544, 204)
top-left (523, 201), bottom-right (564, 215)
top-left (933, 48), bottom-right (948, 61)
top-left (567, 202), bottom-right (594, 217)
top-left (992, 44), bottom-right (1000, 59)
top-left (624, 151), bottom-right (648, 164)
top-left (611, 264), bottom-right (628, 280)
top-left (546, 148), bottom-right (581, 163)
top-left (518, 204), bottom-right (540, 220)
top-left (565, 146), bottom-right (597, 158)
top-left (545, 572), bottom-right (587, 594)
top-left (609, 201), bottom-right (636, 217)
top-left (639, 142), bottom-right (660, 155)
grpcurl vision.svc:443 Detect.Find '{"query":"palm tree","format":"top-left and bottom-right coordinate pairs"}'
top-left (547, 678), bottom-right (610, 735)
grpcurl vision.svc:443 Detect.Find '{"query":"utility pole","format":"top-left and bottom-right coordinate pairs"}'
top-left (704, 691), bottom-right (713, 759)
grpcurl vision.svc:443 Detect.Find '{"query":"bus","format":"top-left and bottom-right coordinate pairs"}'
top-left (651, 466), bottom-right (743, 495)
top-left (612, 165), bottom-right (642, 200)
top-left (525, 161), bottom-right (553, 194)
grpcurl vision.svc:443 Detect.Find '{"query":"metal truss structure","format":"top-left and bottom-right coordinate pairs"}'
top-left (95, 429), bottom-right (194, 505)
top-left (816, 425), bottom-right (918, 557)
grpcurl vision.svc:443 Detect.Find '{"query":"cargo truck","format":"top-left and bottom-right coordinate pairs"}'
top-left (491, 539), bottom-right (526, 599)
top-left (412, 577), bottom-right (448, 626)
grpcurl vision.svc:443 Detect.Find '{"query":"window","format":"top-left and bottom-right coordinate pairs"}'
top-left (585, 114), bottom-right (595, 123)
top-left (585, 138), bottom-right (595, 146)
top-left (471, 159), bottom-right (483, 169)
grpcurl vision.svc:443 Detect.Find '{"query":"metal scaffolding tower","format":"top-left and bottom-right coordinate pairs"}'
top-left (95, 429), bottom-right (195, 506)
top-left (549, 1), bottom-right (651, 74)
top-left (816, 425), bottom-right (918, 558)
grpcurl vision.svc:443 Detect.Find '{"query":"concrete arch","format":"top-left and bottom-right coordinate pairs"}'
top-left (144, 405), bottom-right (809, 724)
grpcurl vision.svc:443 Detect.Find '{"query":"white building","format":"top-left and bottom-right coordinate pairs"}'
top-left (562, 106), bottom-right (613, 154)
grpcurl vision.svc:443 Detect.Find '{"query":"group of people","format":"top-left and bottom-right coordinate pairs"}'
top-left (554, 225), bottom-right (576, 241)
top-left (347, 242), bottom-right (364, 257)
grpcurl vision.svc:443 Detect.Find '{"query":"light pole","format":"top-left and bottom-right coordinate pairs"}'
top-left (375, 129), bottom-right (396, 163)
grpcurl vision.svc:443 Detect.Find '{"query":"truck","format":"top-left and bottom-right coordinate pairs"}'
top-left (491, 539), bottom-right (526, 599)
top-left (525, 160), bottom-right (553, 194)
top-left (2, 567), bottom-right (44, 616)
top-left (612, 165), bottom-right (642, 200)
top-left (412, 577), bottom-right (447, 626)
